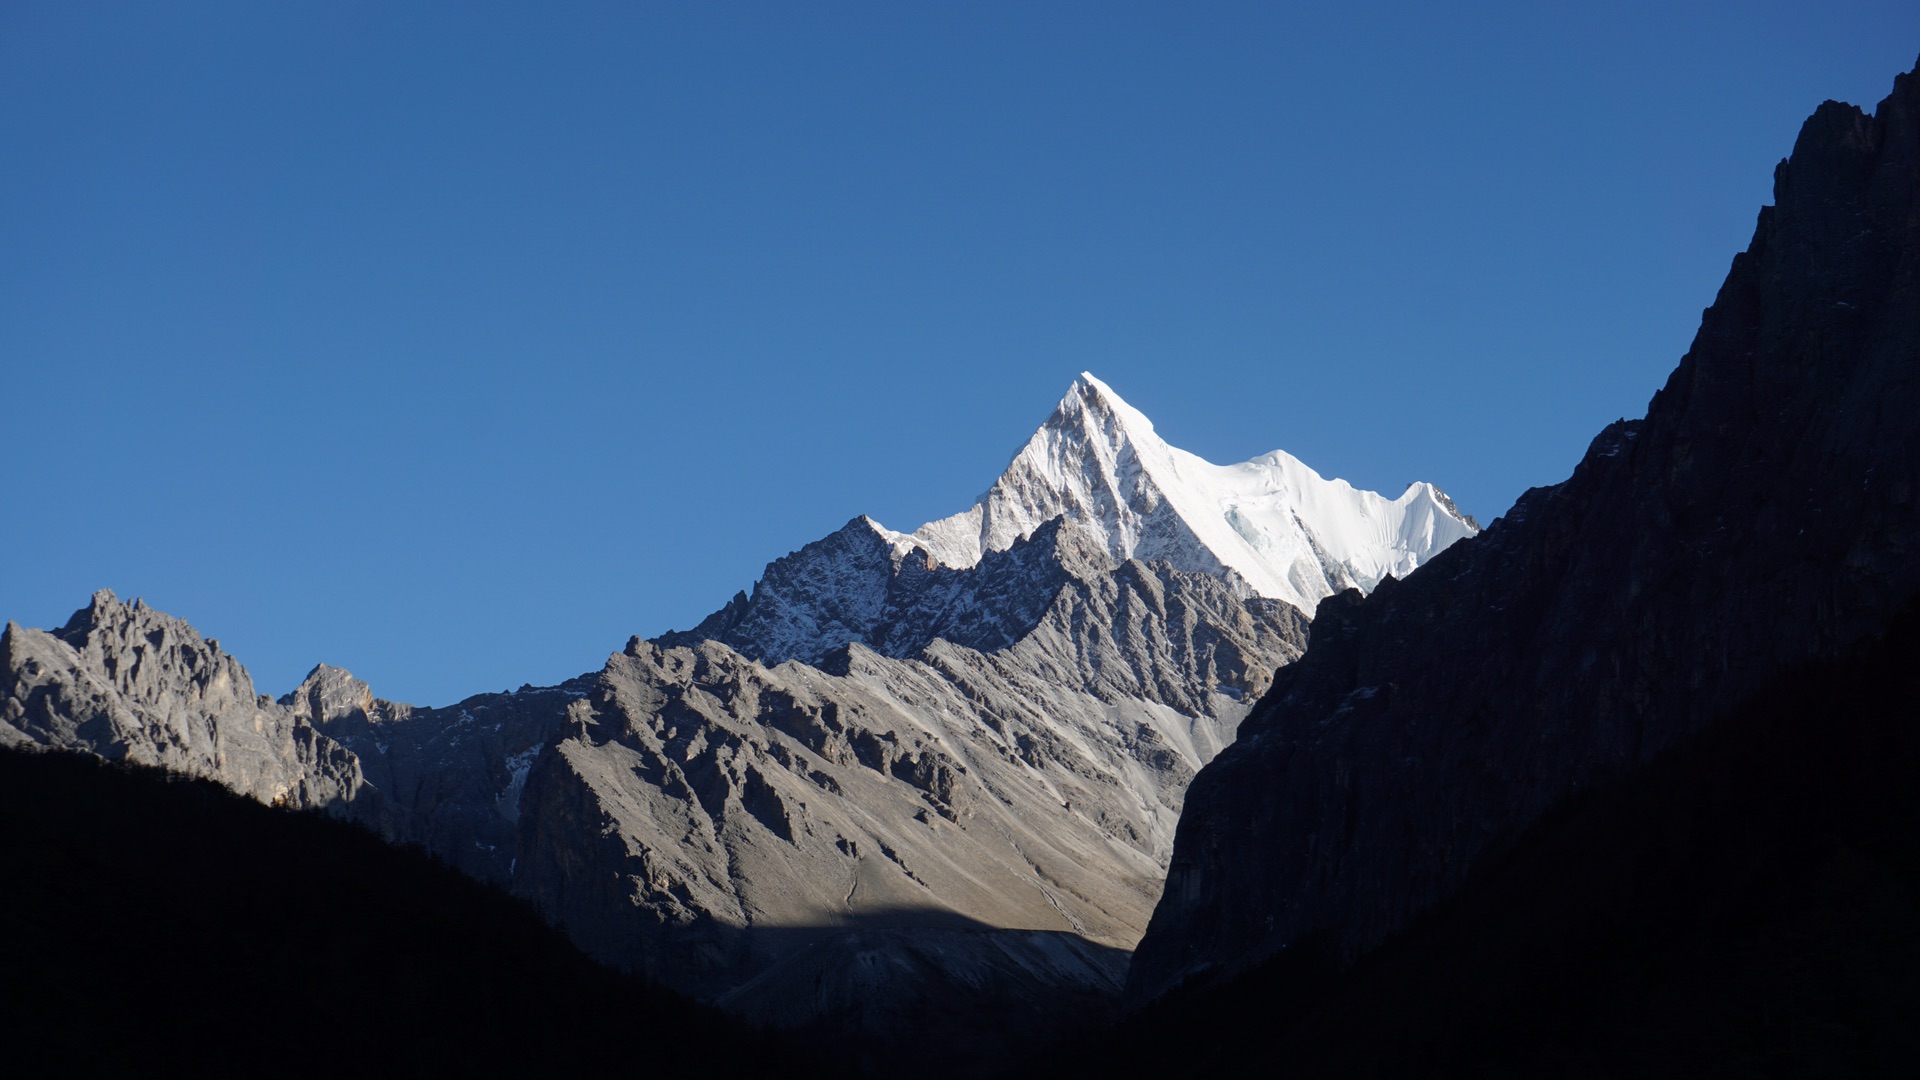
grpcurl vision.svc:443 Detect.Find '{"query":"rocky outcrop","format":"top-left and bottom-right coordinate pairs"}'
top-left (657, 515), bottom-right (1101, 665)
top-left (1128, 61), bottom-right (1920, 1002)
top-left (282, 663), bottom-right (591, 887)
top-left (1, 591), bottom-right (372, 817)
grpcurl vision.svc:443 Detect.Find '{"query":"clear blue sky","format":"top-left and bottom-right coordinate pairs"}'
top-left (5, 3), bottom-right (1916, 705)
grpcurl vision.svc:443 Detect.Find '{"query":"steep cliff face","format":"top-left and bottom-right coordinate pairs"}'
top-left (1036, 600), bottom-right (1920, 1077)
top-left (1129, 62), bottom-right (1920, 1002)
top-left (283, 664), bottom-right (592, 888)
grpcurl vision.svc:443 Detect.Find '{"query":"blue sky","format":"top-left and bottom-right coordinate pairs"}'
top-left (5, 3), bottom-right (1917, 705)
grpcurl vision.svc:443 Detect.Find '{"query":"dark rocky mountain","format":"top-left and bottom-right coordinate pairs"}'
top-left (1129, 59), bottom-right (1920, 1005)
top-left (1033, 598), bottom-right (1920, 1077)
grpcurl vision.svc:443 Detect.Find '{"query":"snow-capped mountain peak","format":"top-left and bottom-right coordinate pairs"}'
top-left (666, 373), bottom-right (1477, 666)
top-left (905, 373), bottom-right (1478, 615)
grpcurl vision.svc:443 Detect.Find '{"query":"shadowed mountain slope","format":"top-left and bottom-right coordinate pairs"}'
top-left (1032, 599), bottom-right (1920, 1077)
top-left (1130, 58), bottom-right (1920, 1003)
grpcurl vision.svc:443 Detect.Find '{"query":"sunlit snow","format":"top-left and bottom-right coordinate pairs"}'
top-left (879, 373), bottom-right (1477, 617)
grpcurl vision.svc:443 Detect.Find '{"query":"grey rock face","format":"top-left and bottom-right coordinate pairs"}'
top-left (1128, 63), bottom-right (1920, 1003)
top-left (1, 591), bottom-right (371, 817)
top-left (514, 531), bottom-right (1308, 1005)
top-left (657, 515), bottom-right (1099, 666)
top-left (284, 665), bottom-right (592, 888)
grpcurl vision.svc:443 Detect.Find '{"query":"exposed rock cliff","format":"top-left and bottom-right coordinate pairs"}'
top-left (1129, 60), bottom-right (1920, 1002)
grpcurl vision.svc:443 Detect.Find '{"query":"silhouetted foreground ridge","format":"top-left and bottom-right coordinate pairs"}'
top-left (0, 749), bottom-right (826, 1077)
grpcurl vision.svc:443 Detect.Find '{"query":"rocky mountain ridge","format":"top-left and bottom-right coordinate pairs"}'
top-left (0, 593), bottom-right (371, 816)
top-left (657, 515), bottom-right (1092, 666)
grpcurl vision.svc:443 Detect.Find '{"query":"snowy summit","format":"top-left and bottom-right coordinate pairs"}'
top-left (667, 372), bottom-right (1480, 668)
top-left (884, 373), bottom-right (1479, 617)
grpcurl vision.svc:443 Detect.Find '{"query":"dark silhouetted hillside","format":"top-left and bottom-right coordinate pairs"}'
top-left (0, 749), bottom-right (830, 1077)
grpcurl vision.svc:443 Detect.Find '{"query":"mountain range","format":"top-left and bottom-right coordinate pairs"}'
top-left (1, 370), bottom-right (1474, 1057)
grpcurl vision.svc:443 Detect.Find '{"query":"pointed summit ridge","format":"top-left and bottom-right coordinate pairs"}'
top-left (904, 374), bottom-right (1478, 615)
top-left (1074, 370), bottom-right (1160, 426)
